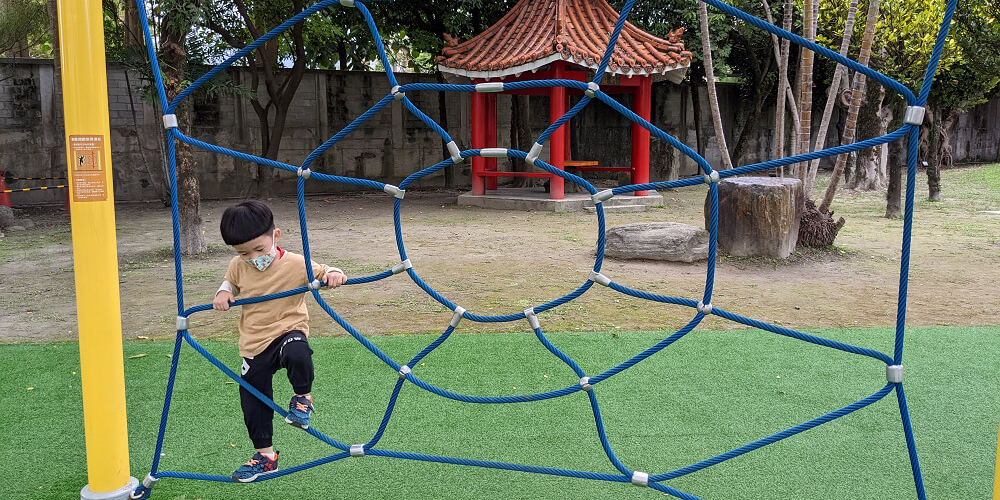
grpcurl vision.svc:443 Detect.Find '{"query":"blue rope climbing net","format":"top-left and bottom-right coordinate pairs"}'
top-left (130, 0), bottom-right (958, 498)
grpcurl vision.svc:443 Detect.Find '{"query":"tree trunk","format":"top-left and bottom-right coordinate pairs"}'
top-left (161, 6), bottom-right (205, 255)
top-left (818, 0), bottom-right (880, 214)
top-left (926, 107), bottom-right (958, 201)
top-left (885, 134), bottom-right (904, 218)
top-left (689, 68), bottom-right (707, 159)
top-left (763, 0), bottom-right (795, 168)
top-left (796, 0), bottom-right (816, 182)
top-left (848, 78), bottom-right (887, 191)
top-left (805, 0), bottom-right (859, 197)
top-left (438, 71), bottom-right (453, 187)
top-left (699, 2), bottom-right (733, 170)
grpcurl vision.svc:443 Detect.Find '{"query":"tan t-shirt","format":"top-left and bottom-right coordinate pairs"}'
top-left (222, 248), bottom-right (332, 357)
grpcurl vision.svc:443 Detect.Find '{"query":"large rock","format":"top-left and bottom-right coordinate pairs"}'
top-left (705, 176), bottom-right (803, 259)
top-left (0, 206), bottom-right (15, 229)
top-left (605, 222), bottom-right (709, 262)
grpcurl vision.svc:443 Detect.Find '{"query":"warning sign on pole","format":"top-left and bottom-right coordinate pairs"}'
top-left (70, 135), bottom-right (109, 202)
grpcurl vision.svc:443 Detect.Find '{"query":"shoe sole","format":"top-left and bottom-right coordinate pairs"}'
top-left (285, 416), bottom-right (309, 429)
top-left (232, 470), bottom-right (275, 483)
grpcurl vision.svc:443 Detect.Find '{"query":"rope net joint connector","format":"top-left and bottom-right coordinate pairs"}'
top-left (447, 141), bottom-right (463, 164)
top-left (476, 82), bottom-right (504, 93)
top-left (592, 189), bottom-right (614, 204)
top-left (579, 376), bottom-right (592, 392)
top-left (339, 0), bottom-right (355, 6)
top-left (525, 142), bottom-right (543, 166)
top-left (308, 279), bottom-right (323, 290)
top-left (141, 474), bottom-right (158, 488)
top-left (524, 308), bottom-right (540, 330)
top-left (588, 270), bottom-right (611, 287)
top-left (350, 444), bottom-right (365, 457)
top-left (297, 167), bottom-right (311, 179)
top-left (904, 106), bottom-right (926, 125)
top-left (391, 259), bottom-right (413, 274)
top-left (631, 471), bottom-right (649, 486)
top-left (481, 148), bottom-right (508, 158)
top-left (585, 82), bottom-right (600, 98)
top-left (383, 184), bottom-right (405, 199)
top-left (175, 316), bottom-right (188, 331)
top-left (703, 170), bottom-right (720, 184)
top-left (886, 364), bottom-right (904, 383)
top-left (399, 365), bottom-right (411, 379)
top-left (450, 306), bottom-right (466, 327)
top-left (391, 85), bottom-right (405, 100)
top-left (162, 114), bottom-right (178, 130)
top-left (696, 301), bottom-right (713, 315)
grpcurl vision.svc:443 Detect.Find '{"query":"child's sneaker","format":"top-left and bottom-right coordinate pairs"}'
top-left (231, 451), bottom-right (278, 482)
top-left (285, 394), bottom-right (314, 429)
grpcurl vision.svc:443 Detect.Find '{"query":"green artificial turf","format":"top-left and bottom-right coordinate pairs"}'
top-left (2, 326), bottom-right (998, 499)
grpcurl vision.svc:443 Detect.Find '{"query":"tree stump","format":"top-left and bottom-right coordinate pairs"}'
top-left (705, 177), bottom-right (804, 259)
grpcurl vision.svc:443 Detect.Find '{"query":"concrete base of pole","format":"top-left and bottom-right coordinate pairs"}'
top-left (81, 477), bottom-right (139, 500)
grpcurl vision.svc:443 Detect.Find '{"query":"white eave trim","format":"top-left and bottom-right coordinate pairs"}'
top-left (438, 53), bottom-right (690, 84)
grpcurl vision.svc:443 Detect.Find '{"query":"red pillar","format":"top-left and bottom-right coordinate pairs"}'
top-left (471, 91), bottom-right (486, 195)
top-left (0, 172), bottom-right (11, 208)
top-left (548, 62), bottom-right (566, 200)
top-left (631, 76), bottom-right (652, 196)
top-left (485, 93), bottom-right (498, 190)
top-left (564, 94), bottom-right (572, 162)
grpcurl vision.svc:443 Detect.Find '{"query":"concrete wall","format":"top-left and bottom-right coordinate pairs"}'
top-left (1, 58), bottom-right (996, 205)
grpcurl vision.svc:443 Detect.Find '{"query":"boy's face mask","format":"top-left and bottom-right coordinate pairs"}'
top-left (245, 230), bottom-right (277, 271)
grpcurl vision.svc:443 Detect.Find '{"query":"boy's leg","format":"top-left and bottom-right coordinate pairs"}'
top-left (278, 331), bottom-right (315, 428)
top-left (240, 353), bottom-right (278, 450)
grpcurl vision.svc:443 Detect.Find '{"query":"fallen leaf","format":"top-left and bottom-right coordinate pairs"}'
top-left (72, 371), bottom-right (76, 375)
top-left (230, 443), bottom-right (236, 447)
top-left (27, 387), bottom-right (34, 391)
top-left (776, 375), bottom-right (781, 379)
top-left (165, 354), bottom-right (173, 358)
top-left (419, 362), bottom-right (425, 366)
top-left (512, 386), bottom-right (517, 390)
top-left (137, 336), bottom-right (150, 340)
top-left (225, 380), bottom-right (235, 385)
top-left (129, 353), bottom-right (148, 359)
top-left (543, 374), bottom-right (549, 378)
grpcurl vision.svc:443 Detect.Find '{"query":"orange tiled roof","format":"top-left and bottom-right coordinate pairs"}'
top-left (437, 0), bottom-right (692, 81)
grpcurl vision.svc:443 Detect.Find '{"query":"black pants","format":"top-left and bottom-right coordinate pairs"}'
top-left (240, 330), bottom-right (314, 449)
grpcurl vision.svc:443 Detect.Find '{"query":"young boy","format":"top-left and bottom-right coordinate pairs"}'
top-left (213, 200), bottom-right (347, 482)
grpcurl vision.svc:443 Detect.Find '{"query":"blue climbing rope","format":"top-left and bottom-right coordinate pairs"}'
top-left (131, 0), bottom-right (958, 497)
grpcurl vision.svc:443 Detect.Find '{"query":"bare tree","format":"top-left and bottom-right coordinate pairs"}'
top-left (794, 0), bottom-right (817, 181)
top-left (699, 1), bottom-right (733, 170)
top-left (763, 0), bottom-right (801, 173)
top-left (804, 0), bottom-right (860, 196)
top-left (819, 0), bottom-right (881, 214)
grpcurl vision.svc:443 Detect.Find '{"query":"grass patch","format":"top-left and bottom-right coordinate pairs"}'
top-left (3, 326), bottom-right (998, 499)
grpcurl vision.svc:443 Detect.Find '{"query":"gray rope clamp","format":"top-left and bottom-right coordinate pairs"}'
top-left (696, 301), bottom-right (713, 315)
top-left (391, 259), bottom-right (412, 274)
top-left (398, 365), bottom-right (411, 379)
top-left (350, 444), bottom-right (365, 457)
top-left (585, 82), bottom-right (599, 98)
top-left (141, 474), bottom-right (158, 488)
top-left (886, 364), bottom-right (904, 383)
top-left (480, 148), bottom-right (508, 158)
top-left (476, 82), bottom-right (504, 93)
top-left (339, 0), bottom-right (355, 6)
top-left (525, 142), bottom-right (543, 166)
top-left (446, 141), bottom-right (463, 164)
top-left (162, 114), bottom-right (178, 130)
top-left (175, 316), bottom-right (189, 330)
top-left (297, 167), bottom-right (311, 179)
top-left (579, 376), bottom-right (592, 392)
top-left (450, 306), bottom-right (466, 327)
top-left (524, 308), bottom-right (540, 330)
top-left (391, 85), bottom-right (405, 100)
top-left (631, 471), bottom-right (649, 487)
top-left (592, 189), bottom-right (614, 204)
top-left (588, 270), bottom-right (611, 287)
top-left (703, 170), bottom-right (720, 184)
top-left (904, 106), bottom-right (925, 125)
top-left (383, 184), bottom-right (405, 199)
top-left (308, 279), bottom-right (323, 290)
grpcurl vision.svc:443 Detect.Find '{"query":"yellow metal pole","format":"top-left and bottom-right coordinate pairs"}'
top-left (994, 419), bottom-right (1000, 500)
top-left (56, 1), bottom-right (138, 498)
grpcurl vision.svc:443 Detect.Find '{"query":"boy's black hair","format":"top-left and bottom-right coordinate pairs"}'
top-left (220, 200), bottom-right (275, 245)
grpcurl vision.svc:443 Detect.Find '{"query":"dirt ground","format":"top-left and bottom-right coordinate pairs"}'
top-left (1, 167), bottom-right (998, 344)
